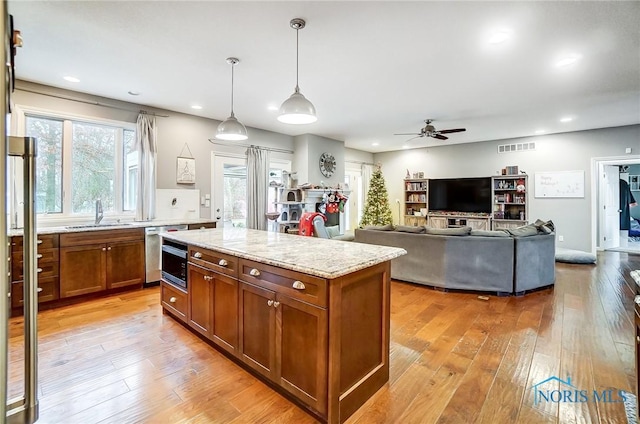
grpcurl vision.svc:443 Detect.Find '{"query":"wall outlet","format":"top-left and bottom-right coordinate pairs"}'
top-left (558, 235), bottom-right (564, 242)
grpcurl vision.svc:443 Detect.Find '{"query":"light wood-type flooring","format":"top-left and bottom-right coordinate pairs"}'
top-left (7, 251), bottom-right (640, 423)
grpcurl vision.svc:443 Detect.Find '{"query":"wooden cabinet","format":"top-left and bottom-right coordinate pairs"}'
top-left (492, 175), bottom-right (528, 230)
top-left (60, 228), bottom-right (144, 298)
top-left (187, 261), bottom-right (239, 355)
top-left (427, 214), bottom-right (491, 230)
top-left (10, 234), bottom-right (60, 309)
top-left (161, 281), bottom-right (187, 323)
top-left (239, 282), bottom-right (276, 378)
top-left (404, 178), bottom-right (428, 226)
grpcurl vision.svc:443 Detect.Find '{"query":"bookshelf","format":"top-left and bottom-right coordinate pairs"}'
top-left (404, 178), bottom-right (428, 226)
top-left (491, 175), bottom-right (528, 230)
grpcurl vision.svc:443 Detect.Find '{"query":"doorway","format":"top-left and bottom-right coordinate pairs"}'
top-left (593, 156), bottom-right (640, 254)
top-left (212, 155), bottom-right (247, 229)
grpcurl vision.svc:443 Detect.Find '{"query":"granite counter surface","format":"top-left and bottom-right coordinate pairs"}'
top-left (161, 228), bottom-right (407, 280)
top-left (7, 218), bottom-right (216, 237)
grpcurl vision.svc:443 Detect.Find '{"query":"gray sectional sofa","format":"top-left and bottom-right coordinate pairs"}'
top-left (354, 224), bottom-right (555, 295)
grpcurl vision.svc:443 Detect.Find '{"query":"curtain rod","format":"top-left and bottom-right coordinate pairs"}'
top-left (15, 87), bottom-right (170, 118)
top-left (346, 160), bottom-right (375, 165)
top-left (208, 139), bottom-right (294, 154)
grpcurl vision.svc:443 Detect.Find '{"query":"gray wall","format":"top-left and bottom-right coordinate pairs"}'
top-left (293, 134), bottom-right (345, 186)
top-left (14, 81), bottom-right (294, 218)
top-left (374, 125), bottom-right (640, 252)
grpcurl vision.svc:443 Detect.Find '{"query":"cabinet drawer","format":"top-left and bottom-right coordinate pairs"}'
top-left (11, 234), bottom-right (59, 252)
top-left (11, 277), bottom-right (59, 308)
top-left (239, 259), bottom-right (327, 308)
top-left (161, 282), bottom-right (188, 322)
top-left (187, 222), bottom-right (216, 230)
top-left (60, 228), bottom-right (144, 247)
top-left (12, 248), bottom-right (59, 268)
top-left (12, 260), bottom-right (59, 282)
top-left (188, 246), bottom-right (237, 277)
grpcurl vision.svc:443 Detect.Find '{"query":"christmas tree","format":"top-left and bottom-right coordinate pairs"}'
top-left (360, 166), bottom-right (393, 227)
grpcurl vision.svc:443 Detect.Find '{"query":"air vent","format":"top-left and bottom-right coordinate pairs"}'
top-left (498, 142), bottom-right (536, 154)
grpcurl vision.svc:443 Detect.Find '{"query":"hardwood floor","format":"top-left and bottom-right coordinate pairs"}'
top-left (7, 251), bottom-right (640, 423)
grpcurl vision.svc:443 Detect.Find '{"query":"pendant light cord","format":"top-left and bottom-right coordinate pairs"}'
top-left (230, 63), bottom-right (235, 117)
top-left (295, 27), bottom-right (300, 93)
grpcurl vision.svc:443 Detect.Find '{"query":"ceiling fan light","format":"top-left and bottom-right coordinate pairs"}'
top-left (278, 90), bottom-right (317, 124)
top-left (216, 114), bottom-right (248, 140)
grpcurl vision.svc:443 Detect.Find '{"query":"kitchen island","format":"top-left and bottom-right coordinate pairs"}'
top-left (160, 228), bottom-right (406, 424)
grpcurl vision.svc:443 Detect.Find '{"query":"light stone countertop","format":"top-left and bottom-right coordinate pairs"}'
top-left (161, 227), bottom-right (407, 280)
top-left (7, 218), bottom-right (216, 237)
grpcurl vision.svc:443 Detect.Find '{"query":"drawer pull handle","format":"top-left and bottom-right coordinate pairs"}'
top-left (107, 246), bottom-right (112, 251)
top-left (292, 281), bottom-right (306, 290)
top-left (250, 268), bottom-right (261, 277)
top-left (267, 300), bottom-right (274, 307)
top-left (193, 252), bottom-right (203, 259)
top-left (37, 240), bottom-right (43, 245)
top-left (169, 296), bottom-right (177, 303)
top-left (635, 295), bottom-right (640, 305)
top-left (37, 268), bottom-right (42, 273)
top-left (102, 247), bottom-right (106, 251)
top-left (36, 254), bottom-right (43, 259)
top-left (218, 259), bottom-right (228, 267)
top-left (203, 275), bottom-right (213, 281)
top-left (200, 226), bottom-right (205, 230)
top-left (273, 301), bottom-right (280, 308)
top-left (637, 336), bottom-right (640, 344)
top-left (37, 287), bottom-right (43, 293)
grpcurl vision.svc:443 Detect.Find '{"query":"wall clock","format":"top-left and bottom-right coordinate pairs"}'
top-left (319, 152), bottom-right (336, 178)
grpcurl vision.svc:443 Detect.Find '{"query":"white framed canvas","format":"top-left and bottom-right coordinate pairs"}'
top-left (176, 157), bottom-right (196, 184)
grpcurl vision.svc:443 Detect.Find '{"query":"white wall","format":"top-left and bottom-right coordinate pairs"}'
top-left (374, 125), bottom-right (640, 252)
top-left (14, 81), bottom-right (294, 218)
top-left (293, 134), bottom-right (345, 186)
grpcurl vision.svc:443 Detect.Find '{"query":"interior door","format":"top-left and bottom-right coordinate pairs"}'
top-left (212, 155), bottom-right (247, 229)
top-left (599, 164), bottom-right (620, 249)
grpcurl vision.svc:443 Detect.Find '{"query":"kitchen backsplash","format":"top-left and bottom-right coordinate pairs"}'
top-left (155, 189), bottom-right (200, 220)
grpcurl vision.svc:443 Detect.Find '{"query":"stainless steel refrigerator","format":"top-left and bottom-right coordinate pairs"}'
top-left (1, 5), bottom-right (39, 423)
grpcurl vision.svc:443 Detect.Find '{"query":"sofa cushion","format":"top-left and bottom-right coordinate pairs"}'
top-left (395, 225), bottom-right (426, 234)
top-left (534, 219), bottom-right (555, 234)
top-left (507, 224), bottom-right (539, 237)
top-left (470, 229), bottom-right (510, 237)
top-left (425, 226), bottom-right (472, 236)
top-left (363, 224), bottom-right (394, 231)
top-left (326, 225), bottom-right (341, 238)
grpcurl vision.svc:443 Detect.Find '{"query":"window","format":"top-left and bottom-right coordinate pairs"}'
top-left (22, 113), bottom-right (136, 218)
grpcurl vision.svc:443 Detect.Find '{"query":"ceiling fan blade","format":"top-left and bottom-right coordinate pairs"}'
top-left (394, 132), bottom-right (421, 136)
top-left (404, 135), bottom-right (422, 142)
top-left (433, 134), bottom-right (449, 140)
top-left (438, 128), bottom-right (466, 134)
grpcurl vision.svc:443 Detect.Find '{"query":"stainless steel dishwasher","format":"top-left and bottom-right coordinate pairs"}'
top-left (144, 224), bottom-right (188, 287)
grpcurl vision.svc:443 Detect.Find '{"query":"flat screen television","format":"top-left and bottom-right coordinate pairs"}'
top-left (428, 177), bottom-right (492, 213)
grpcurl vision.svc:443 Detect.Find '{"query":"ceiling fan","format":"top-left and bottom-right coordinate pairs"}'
top-left (394, 119), bottom-right (466, 141)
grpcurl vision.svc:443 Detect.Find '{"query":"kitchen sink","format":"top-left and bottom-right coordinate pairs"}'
top-left (65, 223), bottom-right (131, 229)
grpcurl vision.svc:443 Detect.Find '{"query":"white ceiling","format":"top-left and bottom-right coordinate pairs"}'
top-left (8, 1), bottom-right (640, 153)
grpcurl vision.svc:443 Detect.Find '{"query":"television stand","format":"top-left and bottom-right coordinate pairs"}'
top-left (427, 212), bottom-right (490, 230)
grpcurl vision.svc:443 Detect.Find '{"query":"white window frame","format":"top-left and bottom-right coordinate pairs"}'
top-left (11, 105), bottom-right (136, 226)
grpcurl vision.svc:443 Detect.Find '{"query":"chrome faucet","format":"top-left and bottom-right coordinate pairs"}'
top-left (95, 199), bottom-right (104, 225)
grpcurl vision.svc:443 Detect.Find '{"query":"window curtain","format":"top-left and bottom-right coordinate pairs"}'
top-left (361, 163), bottom-right (373, 202)
top-left (247, 147), bottom-right (270, 230)
top-left (135, 113), bottom-right (157, 221)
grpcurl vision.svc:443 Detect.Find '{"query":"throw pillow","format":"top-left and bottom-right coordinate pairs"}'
top-left (534, 219), bottom-right (555, 234)
top-left (395, 225), bottom-right (426, 234)
top-left (425, 226), bottom-right (472, 236)
top-left (326, 225), bottom-right (341, 238)
top-left (363, 224), bottom-right (394, 231)
top-left (470, 229), bottom-right (510, 237)
top-left (507, 224), bottom-right (539, 237)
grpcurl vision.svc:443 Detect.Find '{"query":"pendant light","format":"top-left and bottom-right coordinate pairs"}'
top-left (216, 57), bottom-right (248, 141)
top-left (278, 18), bottom-right (317, 124)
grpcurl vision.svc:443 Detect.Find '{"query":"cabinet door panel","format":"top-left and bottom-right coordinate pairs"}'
top-left (188, 264), bottom-right (212, 338)
top-left (239, 282), bottom-right (275, 379)
top-left (60, 244), bottom-right (106, 298)
top-left (212, 273), bottom-right (238, 354)
top-left (277, 294), bottom-right (328, 415)
top-left (107, 240), bottom-right (145, 289)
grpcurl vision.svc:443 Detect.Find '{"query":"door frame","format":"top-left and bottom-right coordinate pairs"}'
top-left (211, 153), bottom-right (247, 228)
top-left (591, 155), bottom-right (640, 252)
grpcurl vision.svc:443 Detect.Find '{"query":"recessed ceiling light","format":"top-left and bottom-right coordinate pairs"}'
top-left (127, 91), bottom-right (140, 96)
top-left (402, 145), bottom-right (409, 149)
top-left (555, 54), bottom-right (582, 67)
top-left (267, 104), bottom-right (279, 111)
top-left (191, 105), bottom-right (203, 110)
top-left (535, 129), bottom-right (546, 134)
top-left (560, 117), bottom-right (573, 123)
top-left (63, 76), bottom-right (80, 83)
top-left (488, 31), bottom-right (510, 44)
top-left (372, 142), bottom-right (379, 146)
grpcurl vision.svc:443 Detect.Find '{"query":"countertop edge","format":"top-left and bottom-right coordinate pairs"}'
top-left (7, 219), bottom-right (216, 237)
